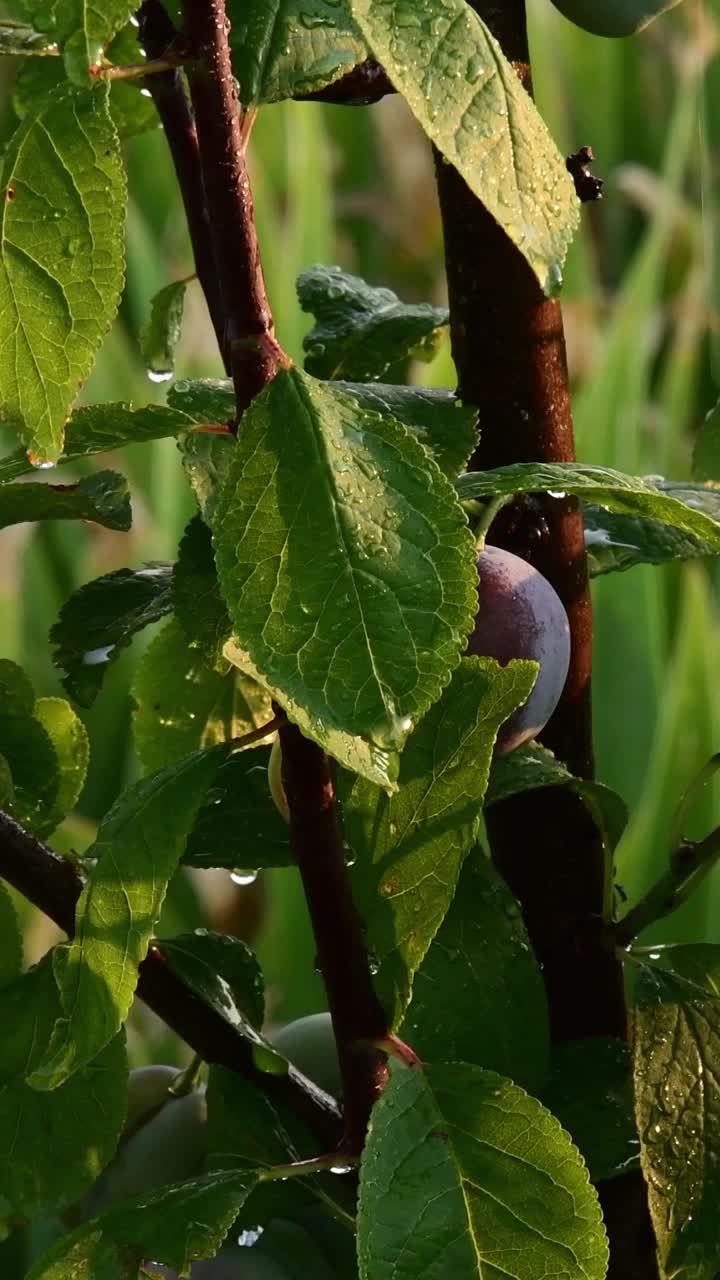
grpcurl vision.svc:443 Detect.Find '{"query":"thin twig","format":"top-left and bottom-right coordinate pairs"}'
top-left (183, 0), bottom-right (285, 417)
top-left (136, 0), bottom-right (229, 370)
top-left (616, 825), bottom-right (720, 947)
top-left (0, 810), bottom-right (339, 1145)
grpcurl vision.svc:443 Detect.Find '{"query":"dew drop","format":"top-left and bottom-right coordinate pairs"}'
top-left (237, 1226), bottom-right (264, 1248)
top-left (330, 1163), bottom-right (353, 1175)
top-left (147, 368), bottom-right (173, 383)
top-left (230, 868), bottom-right (259, 886)
top-left (26, 452), bottom-right (56, 470)
top-left (81, 644), bottom-right (115, 666)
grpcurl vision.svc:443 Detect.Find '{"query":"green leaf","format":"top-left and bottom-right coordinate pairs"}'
top-left (0, 20), bottom-right (60, 53)
top-left (583, 480), bottom-right (720, 574)
top-left (548, 0), bottom-right (684, 39)
top-left (13, 49), bottom-right (158, 139)
top-left (212, 367), bottom-right (477, 768)
top-left (0, 754), bottom-right (15, 810)
top-left (139, 278), bottom-right (188, 381)
top-left (26, 1169), bottom-right (258, 1280)
top-left (161, 929), bottom-right (265, 1030)
top-left (341, 658), bottom-right (539, 1023)
top-left (224, 635), bottom-right (401, 791)
top-left (169, 375), bottom-right (479, 480)
top-left (399, 849), bottom-right (549, 1094)
top-left (349, 0), bottom-right (579, 294)
top-left (33, 696), bottom-right (90, 834)
top-left (631, 943), bottom-right (720, 994)
top-left (335, 381), bottom-right (479, 478)
top-left (173, 515), bottom-right (232, 671)
top-left (0, 403), bottom-right (192, 484)
top-left (28, 746), bottom-right (228, 1090)
top-left (486, 743), bottom-right (628, 857)
top-left (51, 564), bottom-right (174, 707)
top-left (0, 883), bottom-right (22, 990)
top-left (357, 1063), bottom-right (608, 1280)
top-left (133, 617), bottom-right (273, 773)
top-left (298, 265), bottom-right (449, 381)
top-left (542, 1039), bottom-right (638, 1182)
top-left (178, 426), bottom-right (237, 523)
top-left (184, 746), bottom-right (293, 871)
top-left (103, 21), bottom-right (159, 136)
top-left (14, 0), bottom-right (135, 82)
top-left (457, 463), bottom-right (720, 550)
top-left (0, 84), bottom-right (125, 463)
top-left (229, 0), bottom-right (367, 104)
top-left (0, 660), bottom-right (60, 832)
top-left (0, 470), bottom-right (131, 532)
top-left (693, 400), bottom-right (720, 483)
top-left (206, 1066), bottom-right (348, 1231)
top-left (632, 956), bottom-right (720, 1279)
top-left (0, 954), bottom-right (127, 1228)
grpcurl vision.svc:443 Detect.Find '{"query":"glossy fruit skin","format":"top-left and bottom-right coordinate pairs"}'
top-left (549, 0), bottom-right (682, 37)
top-left (270, 1012), bottom-right (341, 1098)
top-left (123, 1064), bottom-right (179, 1137)
top-left (467, 546), bottom-right (570, 755)
top-left (81, 1084), bottom-right (208, 1217)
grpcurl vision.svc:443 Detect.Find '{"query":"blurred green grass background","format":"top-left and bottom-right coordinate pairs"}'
top-left (0, 0), bottom-right (718, 1044)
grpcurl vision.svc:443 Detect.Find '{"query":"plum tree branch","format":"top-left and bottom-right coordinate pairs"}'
top-left (136, 0), bottom-right (229, 371)
top-left (277, 714), bottom-right (390, 1154)
top-left (177, 0), bottom-right (390, 1151)
top-left (433, 4), bottom-right (657, 1275)
top-left (0, 810), bottom-right (339, 1147)
top-left (182, 0), bottom-right (283, 417)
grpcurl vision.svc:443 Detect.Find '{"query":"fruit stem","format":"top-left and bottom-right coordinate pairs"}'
top-left (168, 1052), bottom-right (205, 1097)
top-left (474, 496), bottom-right (511, 550)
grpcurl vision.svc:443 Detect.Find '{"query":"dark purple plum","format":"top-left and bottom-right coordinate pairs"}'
top-left (466, 545), bottom-right (571, 755)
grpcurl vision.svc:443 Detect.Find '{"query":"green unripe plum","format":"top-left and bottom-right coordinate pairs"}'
top-left (549, 0), bottom-right (682, 37)
top-left (82, 1085), bottom-right (207, 1216)
top-left (270, 1013), bottom-right (341, 1098)
top-left (123, 1064), bottom-right (179, 1137)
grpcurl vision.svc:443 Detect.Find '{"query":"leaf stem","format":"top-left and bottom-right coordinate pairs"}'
top-left (0, 809), bottom-right (339, 1147)
top-left (277, 714), bottom-right (390, 1154)
top-left (229, 716), bottom-right (282, 751)
top-left (136, 1), bottom-right (229, 371)
top-left (615, 824), bottom-right (720, 947)
top-left (182, 0), bottom-right (283, 416)
top-left (96, 55), bottom-right (186, 80)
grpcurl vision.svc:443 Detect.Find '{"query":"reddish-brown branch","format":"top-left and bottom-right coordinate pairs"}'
top-left (136, 1), bottom-right (228, 370)
top-left (183, 0), bottom-right (282, 417)
top-left (434, 3), bottom-right (657, 1273)
top-left (278, 716), bottom-right (389, 1154)
top-left (0, 810), bottom-right (339, 1146)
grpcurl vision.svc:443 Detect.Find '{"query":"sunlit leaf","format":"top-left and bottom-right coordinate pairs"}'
top-left (358, 1063), bottom-right (608, 1280)
top-left (28, 746), bottom-right (228, 1089)
top-left (341, 658), bottom-right (538, 1022)
top-left (350, 0), bottom-right (579, 293)
top-left (0, 85), bottom-right (125, 462)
